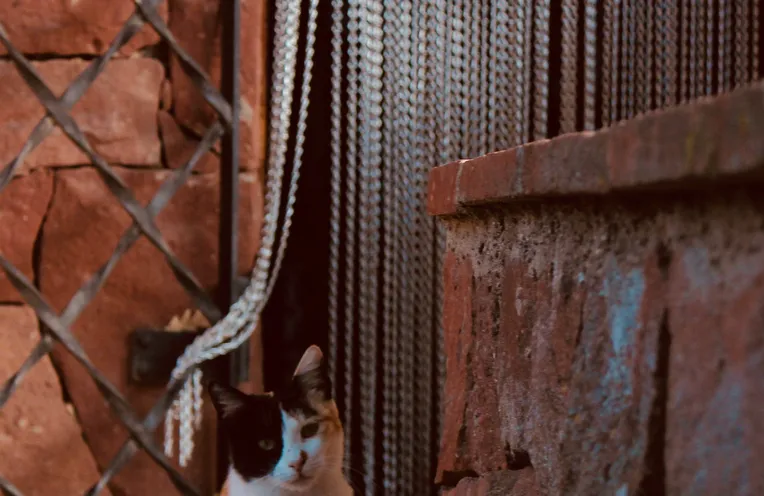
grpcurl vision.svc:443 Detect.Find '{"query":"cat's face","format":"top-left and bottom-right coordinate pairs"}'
top-left (209, 346), bottom-right (344, 492)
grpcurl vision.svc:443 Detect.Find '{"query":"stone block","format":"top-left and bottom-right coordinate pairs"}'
top-left (38, 166), bottom-right (263, 495)
top-left (158, 110), bottom-right (219, 173)
top-left (427, 82), bottom-right (764, 217)
top-left (0, 0), bottom-right (167, 56)
top-left (0, 59), bottom-right (163, 171)
top-left (0, 170), bottom-right (53, 302)
top-left (169, 0), bottom-right (267, 171)
top-left (0, 305), bottom-right (111, 496)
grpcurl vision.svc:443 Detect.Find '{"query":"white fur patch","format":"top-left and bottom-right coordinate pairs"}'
top-left (226, 410), bottom-right (352, 496)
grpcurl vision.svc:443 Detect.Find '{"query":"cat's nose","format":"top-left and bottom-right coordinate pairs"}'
top-left (289, 451), bottom-right (308, 473)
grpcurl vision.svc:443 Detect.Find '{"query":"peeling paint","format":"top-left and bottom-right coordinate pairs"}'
top-left (600, 258), bottom-right (645, 412)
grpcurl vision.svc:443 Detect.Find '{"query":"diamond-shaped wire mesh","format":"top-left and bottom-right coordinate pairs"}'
top-left (0, 1), bottom-right (239, 494)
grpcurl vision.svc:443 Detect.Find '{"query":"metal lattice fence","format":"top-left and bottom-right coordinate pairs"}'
top-left (0, 1), bottom-right (243, 494)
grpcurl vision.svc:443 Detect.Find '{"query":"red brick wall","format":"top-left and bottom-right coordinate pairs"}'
top-left (428, 84), bottom-right (764, 495)
top-left (0, 2), bottom-right (266, 494)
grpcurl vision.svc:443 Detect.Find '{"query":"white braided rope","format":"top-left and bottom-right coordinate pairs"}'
top-left (164, 0), bottom-right (319, 467)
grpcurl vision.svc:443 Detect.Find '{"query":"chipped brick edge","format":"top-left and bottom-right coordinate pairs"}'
top-left (428, 82), bottom-right (764, 217)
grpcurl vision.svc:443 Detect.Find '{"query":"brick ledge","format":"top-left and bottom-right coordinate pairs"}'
top-left (428, 81), bottom-right (764, 217)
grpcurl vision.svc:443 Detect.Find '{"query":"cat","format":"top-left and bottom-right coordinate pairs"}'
top-left (209, 345), bottom-right (354, 495)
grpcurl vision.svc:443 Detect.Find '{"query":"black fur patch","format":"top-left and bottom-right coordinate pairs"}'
top-left (210, 384), bottom-right (284, 480)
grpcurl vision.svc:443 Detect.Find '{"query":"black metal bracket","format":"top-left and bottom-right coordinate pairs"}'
top-left (128, 329), bottom-right (227, 386)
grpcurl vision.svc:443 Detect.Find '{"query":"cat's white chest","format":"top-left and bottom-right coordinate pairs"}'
top-left (226, 468), bottom-right (354, 496)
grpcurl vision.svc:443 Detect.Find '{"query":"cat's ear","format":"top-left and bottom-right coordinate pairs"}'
top-left (208, 381), bottom-right (247, 417)
top-left (292, 345), bottom-right (330, 401)
top-left (293, 345), bottom-right (324, 377)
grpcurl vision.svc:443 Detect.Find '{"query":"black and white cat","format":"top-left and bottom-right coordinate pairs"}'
top-left (209, 346), bottom-right (353, 495)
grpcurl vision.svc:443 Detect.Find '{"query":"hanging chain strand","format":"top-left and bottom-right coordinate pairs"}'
top-left (656, 0), bottom-right (666, 107)
top-left (704, 1), bottom-right (714, 95)
top-left (464, 0), bottom-right (480, 157)
top-left (560, 0), bottom-right (579, 134)
top-left (343, 0), bottom-right (360, 468)
top-left (735, 0), bottom-right (749, 86)
top-left (381, 1), bottom-right (400, 491)
top-left (621, 0), bottom-right (635, 119)
top-left (533, 0), bottom-right (551, 140)
top-left (434, 0), bottom-right (451, 478)
top-left (603, 0), bottom-right (614, 127)
top-left (495, 0), bottom-right (512, 148)
top-left (584, 0), bottom-right (598, 130)
top-left (646, 0), bottom-right (655, 112)
top-left (610, 0), bottom-right (622, 123)
top-left (753, 0), bottom-right (760, 78)
top-left (397, 1), bottom-right (416, 490)
top-left (358, 1), bottom-right (384, 492)
top-left (417, 0), bottom-right (438, 489)
top-left (636, 0), bottom-right (647, 114)
top-left (479, 0), bottom-right (490, 154)
top-left (410, 0), bottom-right (426, 488)
top-left (682, 0), bottom-right (691, 100)
top-left (665, 0), bottom-right (679, 106)
top-left (488, 0), bottom-right (499, 151)
top-left (454, 0), bottom-right (469, 156)
top-left (720, 0), bottom-right (732, 92)
top-left (328, 0), bottom-right (343, 404)
top-left (697, 1), bottom-right (707, 96)
top-left (691, 1), bottom-right (701, 98)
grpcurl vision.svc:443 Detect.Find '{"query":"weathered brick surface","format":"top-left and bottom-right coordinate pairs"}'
top-left (436, 193), bottom-right (764, 495)
top-left (38, 167), bottom-right (263, 495)
top-left (441, 468), bottom-right (539, 496)
top-left (437, 249), bottom-right (474, 478)
top-left (0, 306), bottom-right (111, 496)
top-left (0, 1), bottom-right (167, 56)
top-left (169, 0), bottom-right (267, 171)
top-left (430, 85), bottom-right (764, 494)
top-left (0, 60), bottom-right (164, 171)
top-left (0, 170), bottom-right (53, 302)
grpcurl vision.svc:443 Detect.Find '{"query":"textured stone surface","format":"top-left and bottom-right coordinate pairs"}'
top-left (39, 167), bottom-right (263, 495)
top-left (436, 192), bottom-right (764, 494)
top-left (441, 469), bottom-right (539, 496)
top-left (169, 0), bottom-right (267, 171)
top-left (0, 306), bottom-right (111, 496)
top-left (431, 88), bottom-right (764, 494)
top-left (428, 82), bottom-right (764, 216)
top-left (0, 1), bottom-right (167, 56)
top-left (158, 111), bottom-right (219, 173)
top-left (0, 59), bottom-right (164, 171)
top-left (665, 218), bottom-right (764, 496)
top-left (0, 170), bottom-right (53, 302)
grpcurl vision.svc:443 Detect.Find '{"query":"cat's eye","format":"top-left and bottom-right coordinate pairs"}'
top-left (258, 439), bottom-right (275, 451)
top-left (300, 422), bottom-right (320, 439)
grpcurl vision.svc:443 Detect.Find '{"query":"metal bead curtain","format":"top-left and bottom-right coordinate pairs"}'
top-left (326, 1), bottom-right (761, 495)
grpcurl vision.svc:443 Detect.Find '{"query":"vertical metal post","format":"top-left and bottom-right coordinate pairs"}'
top-left (217, 0), bottom-right (241, 490)
top-left (220, 0), bottom-right (244, 386)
